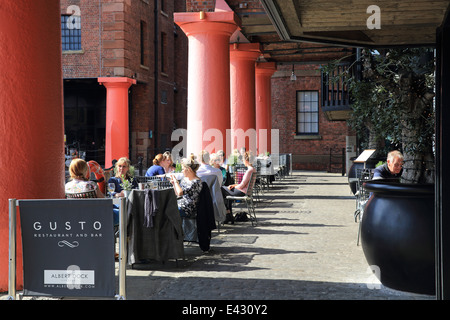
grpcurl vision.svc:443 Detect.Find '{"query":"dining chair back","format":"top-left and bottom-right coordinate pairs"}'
top-left (225, 172), bottom-right (257, 226)
top-left (65, 190), bottom-right (97, 199)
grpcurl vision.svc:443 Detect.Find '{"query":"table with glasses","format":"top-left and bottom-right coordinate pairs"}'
top-left (257, 157), bottom-right (274, 190)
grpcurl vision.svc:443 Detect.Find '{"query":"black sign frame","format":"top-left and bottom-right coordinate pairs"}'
top-left (18, 199), bottom-right (116, 298)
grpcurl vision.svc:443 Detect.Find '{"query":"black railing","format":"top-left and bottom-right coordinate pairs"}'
top-left (328, 148), bottom-right (346, 176)
top-left (321, 62), bottom-right (351, 109)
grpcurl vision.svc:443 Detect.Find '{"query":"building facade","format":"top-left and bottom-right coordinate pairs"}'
top-left (272, 63), bottom-right (353, 172)
top-left (61, 0), bottom-right (353, 173)
top-left (61, 0), bottom-right (188, 169)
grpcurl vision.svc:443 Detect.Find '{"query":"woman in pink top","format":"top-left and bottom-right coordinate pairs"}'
top-left (221, 151), bottom-right (255, 224)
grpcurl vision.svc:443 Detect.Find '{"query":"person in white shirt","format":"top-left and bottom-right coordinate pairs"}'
top-left (196, 150), bottom-right (223, 186)
top-left (210, 152), bottom-right (227, 185)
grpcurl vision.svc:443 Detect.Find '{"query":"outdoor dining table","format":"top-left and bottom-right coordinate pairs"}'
top-left (126, 188), bottom-right (184, 265)
top-left (257, 157), bottom-right (275, 190)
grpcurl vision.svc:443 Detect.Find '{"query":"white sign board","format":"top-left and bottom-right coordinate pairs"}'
top-left (353, 149), bottom-right (376, 163)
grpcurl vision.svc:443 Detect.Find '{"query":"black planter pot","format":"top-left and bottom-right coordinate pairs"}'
top-left (361, 180), bottom-right (435, 295)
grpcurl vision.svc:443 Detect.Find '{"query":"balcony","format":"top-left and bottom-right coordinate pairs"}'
top-left (321, 62), bottom-right (353, 121)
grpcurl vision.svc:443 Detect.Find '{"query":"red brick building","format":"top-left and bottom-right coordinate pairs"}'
top-left (272, 62), bottom-right (353, 171)
top-left (181, 0), bottom-right (355, 172)
top-left (61, 0), bottom-right (188, 169)
top-left (62, 0), bottom-right (354, 173)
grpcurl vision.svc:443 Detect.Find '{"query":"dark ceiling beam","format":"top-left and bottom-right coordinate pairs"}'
top-left (259, 0), bottom-right (290, 40)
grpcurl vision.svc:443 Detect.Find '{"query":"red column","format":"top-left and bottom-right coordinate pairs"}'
top-left (0, 0), bottom-right (64, 291)
top-left (98, 77), bottom-right (136, 167)
top-left (255, 62), bottom-right (276, 154)
top-left (229, 43), bottom-right (261, 153)
top-left (174, 11), bottom-right (239, 157)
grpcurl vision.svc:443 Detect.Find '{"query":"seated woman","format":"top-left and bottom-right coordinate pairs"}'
top-left (169, 154), bottom-right (202, 218)
top-left (145, 153), bottom-right (166, 177)
top-left (108, 157), bottom-right (138, 198)
top-left (163, 151), bottom-right (175, 174)
top-left (221, 151), bottom-right (256, 224)
top-left (65, 158), bottom-right (104, 198)
top-left (210, 152), bottom-right (227, 185)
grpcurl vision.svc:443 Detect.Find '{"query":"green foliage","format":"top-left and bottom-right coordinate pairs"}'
top-left (356, 49), bottom-right (434, 153)
top-left (228, 154), bottom-right (239, 166)
top-left (375, 161), bottom-right (385, 168)
top-left (120, 174), bottom-right (134, 191)
top-left (322, 48), bottom-right (435, 183)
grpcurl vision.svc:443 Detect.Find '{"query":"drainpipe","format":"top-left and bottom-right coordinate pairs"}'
top-left (99, 0), bottom-right (102, 76)
top-left (153, 0), bottom-right (159, 155)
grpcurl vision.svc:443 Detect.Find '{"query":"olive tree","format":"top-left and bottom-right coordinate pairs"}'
top-left (326, 48), bottom-right (435, 183)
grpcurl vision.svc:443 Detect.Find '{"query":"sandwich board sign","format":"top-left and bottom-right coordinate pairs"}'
top-left (18, 199), bottom-right (115, 297)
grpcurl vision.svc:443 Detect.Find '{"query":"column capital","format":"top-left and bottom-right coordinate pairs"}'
top-left (230, 43), bottom-right (262, 61)
top-left (98, 77), bottom-right (137, 87)
top-left (174, 11), bottom-right (240, 36)
top-left (230, 42), bottom-right (262, 52)
top-left (256, 62), bottom-right (277, 74)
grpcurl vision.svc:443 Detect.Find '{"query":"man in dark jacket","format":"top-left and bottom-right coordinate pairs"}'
top-left (373, 150), bottom-right (404, 180)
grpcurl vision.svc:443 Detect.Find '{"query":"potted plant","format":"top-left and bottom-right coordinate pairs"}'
top-left (227, 150), bottom-right (239, 173)
top-left (326, 48), bottom-right (436, 294)
top-left (120, 174), bottom-right (134, 198)
top-left (175, 160), bottom-right (182, 173)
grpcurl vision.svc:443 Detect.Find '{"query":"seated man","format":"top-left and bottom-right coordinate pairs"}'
top-left (196, 150), bottom-right (223, 185)
top-left (373, 150), bottom-right (404, 180)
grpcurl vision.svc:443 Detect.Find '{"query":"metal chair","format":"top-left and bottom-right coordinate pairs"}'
top-left (235, 165), bottom-right (261, 203)
top-left (156, 180), bottom-right (173, 190)
top-left (252, 167), bottom-right (263, 203)
top-left (134, 176), bottom-right (172, 189)
top-left (65, 190), bottom-right (97, 198)
top-left (257, 159), bottom-right (272, 191)
top-left (233, 165), bottom-right (247, 184)
top-left (354, 168), bottom-right (373, 245)
top-left (134, 176), bottom-right (160, 183)
top-left (226, 172), bottom-right (258, 226)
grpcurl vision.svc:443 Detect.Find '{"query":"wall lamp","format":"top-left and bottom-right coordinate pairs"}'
top-left (290, 64), bottom-right (297, 81)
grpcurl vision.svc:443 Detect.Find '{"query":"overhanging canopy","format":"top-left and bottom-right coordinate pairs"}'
top-left (255, 0), bottom-right (449, 48)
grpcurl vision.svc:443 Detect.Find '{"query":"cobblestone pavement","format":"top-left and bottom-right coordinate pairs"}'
top-left (2, 171), bottom-right (435, 303)
top-left (123, 171), bottom-right (434, 301)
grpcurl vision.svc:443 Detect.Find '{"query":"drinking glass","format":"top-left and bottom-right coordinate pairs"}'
top-left (107, 183), bottom-right (115, 198)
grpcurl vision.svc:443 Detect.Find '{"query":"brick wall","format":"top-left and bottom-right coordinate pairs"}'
top-left (186, 0), bottom-right (216, 12)
top-left (129, 0), bottom-right (188, 166)
top-left (272, 64), bottom-right (351, 172)
top-left (61, 0), bottom-right (102, 77)
top-left (61, 0), bottom-right (348, 172)
top-left (61, 0), bottom-right (188, 168)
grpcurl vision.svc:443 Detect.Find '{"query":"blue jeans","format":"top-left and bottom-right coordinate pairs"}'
top-left (113, 204), bottom-right (119, 226)
top-left (179, 208), bottom-right (188, 218)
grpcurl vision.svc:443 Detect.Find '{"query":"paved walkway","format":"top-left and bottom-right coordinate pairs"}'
top-left (122, 171), bottom-right (434, 300)
top-left (2, 171), bottom-right (435, 302)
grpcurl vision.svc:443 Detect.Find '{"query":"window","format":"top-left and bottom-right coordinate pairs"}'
top-left (161, 90), bottom-right (168, 104)
top-left (61, 15), bottom-right (81, 51)
top-left (297, 91), bottom-right (319, 134)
